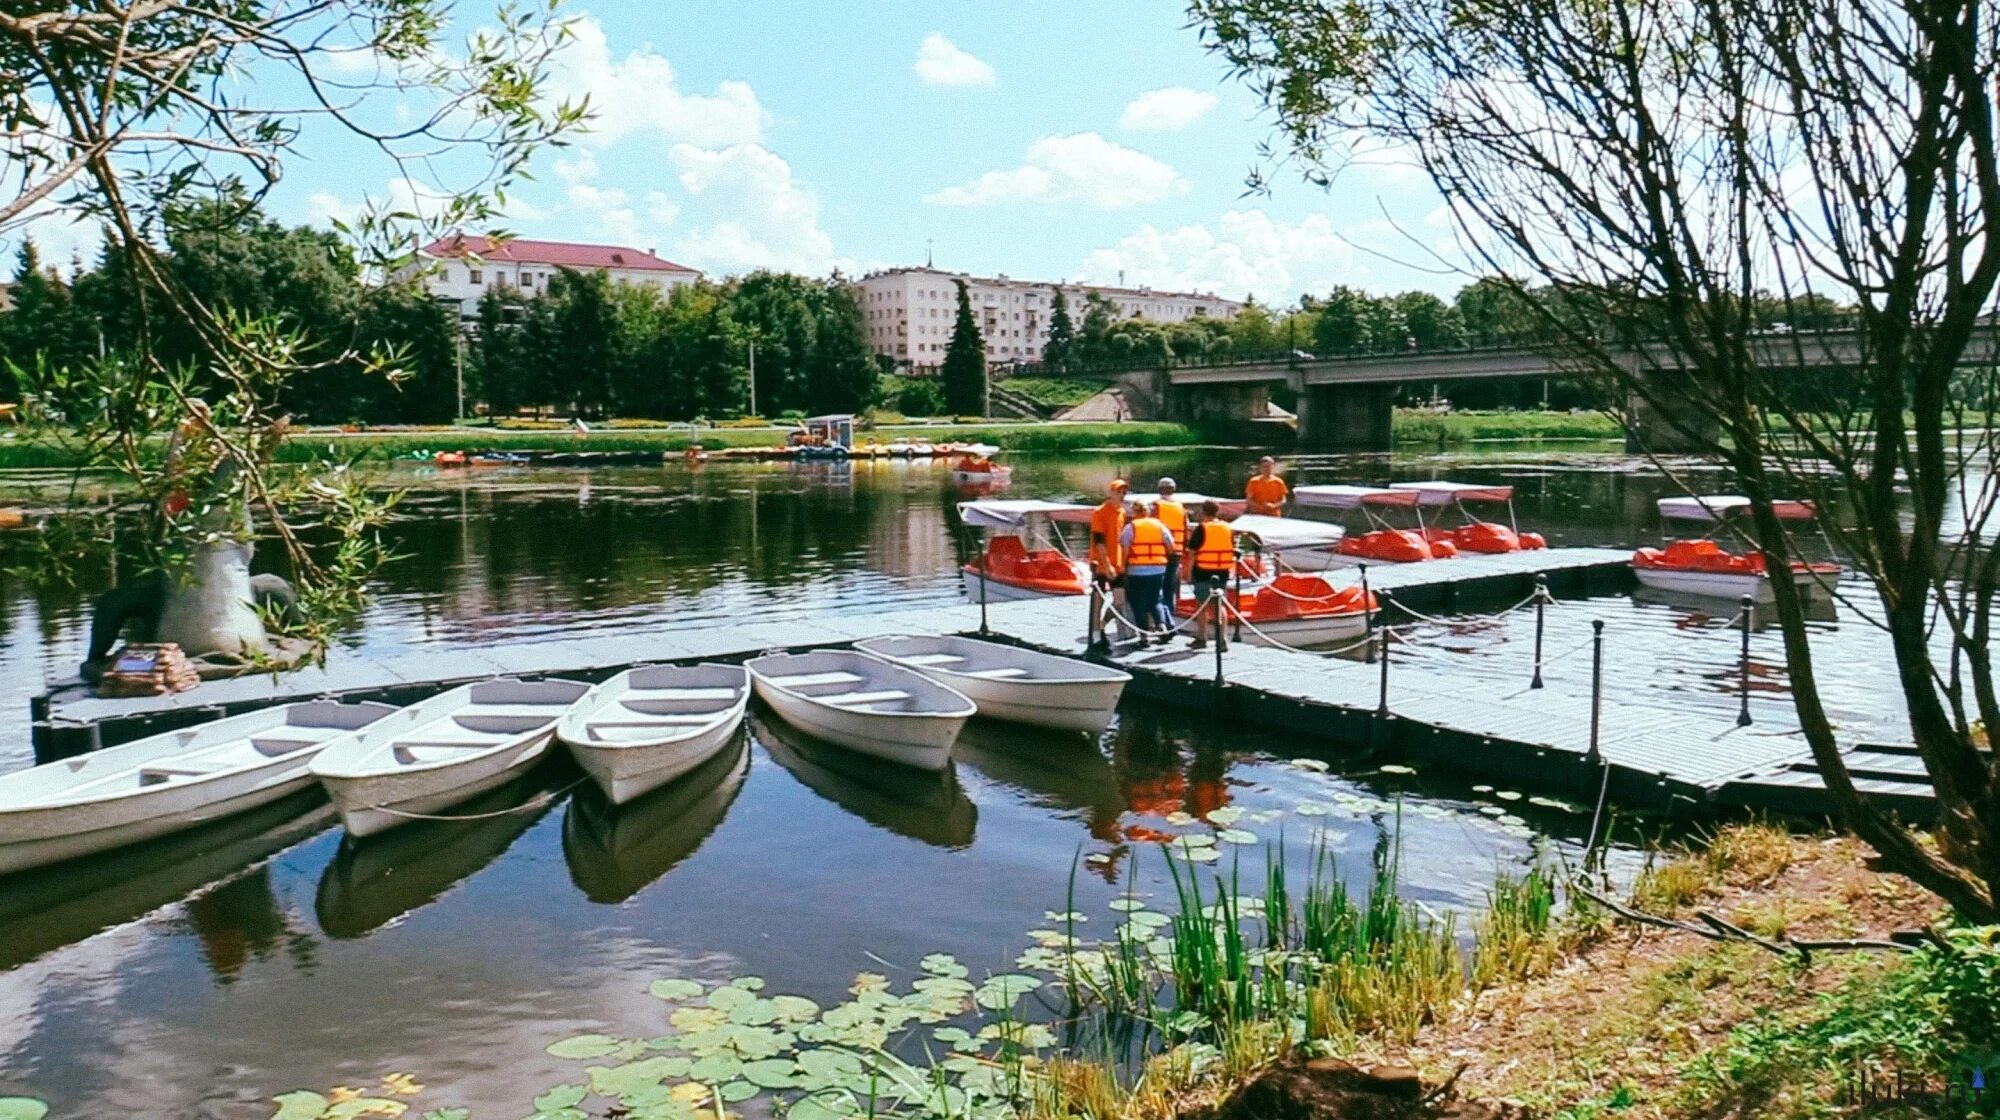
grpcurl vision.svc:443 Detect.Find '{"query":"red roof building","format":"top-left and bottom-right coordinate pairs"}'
top-left (409, 234), bottom-right (702, 317)
top-left (422, 235), bottom-right (699, 276)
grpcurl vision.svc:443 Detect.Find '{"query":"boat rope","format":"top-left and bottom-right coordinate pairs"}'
top-left (1381, 584), bottom-right (1548, 629)
top-left (1096, 591), bottom-right (1217, 639)
top-left (1214, 598), bottom-right (1381, 657)
top-left (364, 776), bottom-right (589, 822)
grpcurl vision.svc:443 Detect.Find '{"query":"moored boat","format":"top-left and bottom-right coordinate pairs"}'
top-left (1631, 496), bottom-right (1840, 603)
top-left (310, 678), bottom-right (590, 838)
top-left (746, 650), bottom-right (975, 770)
top-left (1176, 573), bottom-right (1376, 647)
top-left (854, 635), bottom-right (1131, 734)
top-left (1295, 485), bottom-right (1455, 562)
top-left (949, 454), bottom-right (1013, 487)
top-left (557, 664), bottom-right (750, 804)
top-left (0, 699), bottom-right (396, 876)
top-left (1390, 481), bottom-right (1547, 554)
top-left (958, 498), bottom-right (1096, 600)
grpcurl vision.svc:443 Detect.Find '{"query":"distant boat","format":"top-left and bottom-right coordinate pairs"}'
top-left (855, 635), bottom-right (1130, 734)
top-left (310, 678), bottom-right (590, 838)
top-left (948, 455), bottom-right (1012, 487)
top-left (557, 664), bottom-right (750, 804)
top-left (0, 699), bottom-right (395, 875)
top-left (746, 651), bottom-right (974, 770)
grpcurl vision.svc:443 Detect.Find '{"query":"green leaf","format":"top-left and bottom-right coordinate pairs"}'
top-left (1216, 828), bottom-right (1259, 845)
top-left (328, 1101), bottom-right (410, 1120)
top-left (729, 975), bottom-right (766, 991)
top-left (719, 1081), bottom-right (762, 1103)
top-left (546, 1033), bottom-right (624, 1060)
top-left (1206, 806), bottom-right (1244, 825)
top-left (974, 974), bottom-right (1043, 1010)
top-left (690, 1052), bottom-right (744, 1082)
top-left (729, 997), bottom-right (779, 1026)
top-left (533, 1084), bottom-right (588, 1112)
top-left (788, 1090), bottom-right (859, 1120)
top-left (589, 1056), bottom-right (688, 1099)
top-left (920, 952), bottom-right (969, 978)
top-left (421, 1110), bottom-right (470, 1120)
top-left (267, 1093), bottom-right (325, 1120)
top-left (742, 1059), bottom-right (801, 1089)
top-left (649, 978), bottom-right (704, 1002)
top-left (707, 985), bottom-right (755, 1011)
top-left (1108, 898), bottom-right (1148, 912)
top-left (771, 995), bottom-right (822, 1023)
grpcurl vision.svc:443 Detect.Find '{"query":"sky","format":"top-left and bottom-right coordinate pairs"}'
top-left (17, 2), bottom-right (1471, 303)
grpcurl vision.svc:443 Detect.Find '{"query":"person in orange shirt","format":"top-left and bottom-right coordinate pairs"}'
top-left (1088, 480), bottom-right (1131, 654)
top-left (1245, 456), bottom-right (1289, 515)
top-left (1153, 477), bottom-right (1189, 618)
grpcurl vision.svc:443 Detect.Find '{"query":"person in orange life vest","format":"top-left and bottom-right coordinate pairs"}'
top-left (1246, 456), bottom-right (1289, 515)
top-left (1120, 500), bottom-right (1176, 643)
top-left (1088, 480), bottom-right (1132, 653)
top-left (1186, 500), bottom-right (1237, 648)
top-left (1153, 477), bottom-right (1189, 621)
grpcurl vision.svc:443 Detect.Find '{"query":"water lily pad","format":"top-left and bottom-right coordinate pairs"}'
top-left (547, 1034), bottom-right (624, 1060)
top-left (771, 995), bottom-right (821, 1024)
top-left (649, 979), bottom-right (704, 1002)
top-left (1084, 852), bottom-right (1112, 864)
top-left (420, 1109), bottom-right (469, 1120)
top-left (1379, 763), bottom-right (1416, 775)
top-left (788, 1091), bottom-right (861, 1120)
top-left (1498, 814), bottom-right (1527, 827)
top-left (1529, 795), bottom-right (1583, 812)
top-left (691, 1052), bottom-right (745, 1082)
top-left (719, 1080), bottom-right (763, 1103)
top-left (1478, 805), bottom-right (1506, 816)
top-left (920, 952), bottom-right (968, 978)
top-left (730, 997), bottom-right (779, 1026)
top-left (588, 1056), bottom-right (687, 1099)
top-left (1290, 758), bottom-right (1331, 772)
top-left (1472, 784), bottom-right (1494, 793)
top-left (730, 976), bottom-right (767, 991)
top-left (1165, 810), bottom-right (1197, 825)
top-left (849, 972), bottom-right (889, 995)
top-left (1206, 806), bottom-right (1245, 825)
top-left (911, 975), bottom-right (975, 996)
top-left (326, 1099), bottom-right (410, 1119)
top-left (707, 984), bottom-right (756, 1011)
top-left (1295, 801), bottom-right (1332, 816)
top-left (974, 974), bottom-right (1043, 1010)
top-left (670, 1007), bottom-right (729, 1033)
top-left (740, 1059), bottom-right (800, 1090)
top-left (1496, 790), bottom-right (1524, 801)
top-left (1216, 828), bottom-right (1259, 845)
top-left (978, 1020), bottom-right (1058, 1048)
top-left (1248, 809), bottom-right (1285, 824)
top-left (533, 1084), bottom-right (588, 1113)
top-left (267, 1094), bottom-right (324, 1120)
top-left (795, 1049), bottom-right (865, 1088)
top-left (1044, 910), bottom-right (1087, 923)
top-left (1108, 898), bottom-right (1148, 912)
top-left (1171, 843), bottom-right (1221, 862)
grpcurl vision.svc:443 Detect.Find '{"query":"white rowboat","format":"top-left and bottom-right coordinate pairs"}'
top-left (557, 664), bottom-right (750, 804)
top-left (310, 678), bottom-right (590, 838)
top-left (854, 635), bottom-right (1130, 734)
top-left (0, 699), bottom-right (396, 876)
top-left (746, 651), bottom-right (975, 771)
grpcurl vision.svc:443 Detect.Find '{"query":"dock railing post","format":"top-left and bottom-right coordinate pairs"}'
top-left (1213, 590), bottom-right (1227, 687)
top-left (1587, 619), bottom-right (1604, 763)
top-left (1360, 563), bottom-right (1375, 664)
top-left (1231, 550), bottom-right (1244, 643)
top-left (978, 534), bottom-right (991, 637)
top-left (1530, 573), bottom-right (1548, 689)
top-left (1376, 622), bottom-right (1392, 717)
top-left (1086, 579), bottom-right (1099, 653)
top-left (1737, 594), bottom-right (1754, 727)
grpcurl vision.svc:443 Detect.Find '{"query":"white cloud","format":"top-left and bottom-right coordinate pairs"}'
top-left (925, 133), bottom-right (1189, 209)
top-left (551, 16), bottom-right (768, 148)
top-left (669, 144), bottom-right (849, 276)
top-left (913, 33), bottom-right (995, 88)
top-left (305, 176), bottom-right (548, 234)
top-left (1078, 209), bottom-right (1364, 300)
top-left (2, 208), bottom-right (100, 276)
top-left (1120, 87), bottom-right (1217, 131)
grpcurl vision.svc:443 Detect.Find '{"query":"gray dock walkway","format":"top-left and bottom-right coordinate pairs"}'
top-left (29, 547), bottom-right (1931, 821)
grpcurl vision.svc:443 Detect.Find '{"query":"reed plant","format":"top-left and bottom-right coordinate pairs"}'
top-left (1470, 864), bottom-right (1560, 990)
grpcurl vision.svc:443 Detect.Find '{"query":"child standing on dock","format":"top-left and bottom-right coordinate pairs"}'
top-left (1246, 457), bottom-right (1289, 515)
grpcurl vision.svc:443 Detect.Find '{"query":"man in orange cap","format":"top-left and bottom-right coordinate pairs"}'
top-left (1088, 479), bottom-right (1131, 653)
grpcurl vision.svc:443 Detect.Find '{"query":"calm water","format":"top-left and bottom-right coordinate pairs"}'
top-left (0, 447), bottom-right (1910, 1116)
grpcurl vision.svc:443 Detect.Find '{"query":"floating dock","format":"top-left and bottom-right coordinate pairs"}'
top-left (30, 548), bottom-right (1932, 821)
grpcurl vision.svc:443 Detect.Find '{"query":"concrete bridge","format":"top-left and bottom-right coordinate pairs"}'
top-left (1050, 326), bottom-right (2000, 451)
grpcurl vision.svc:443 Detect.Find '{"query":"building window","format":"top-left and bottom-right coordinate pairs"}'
top-left (468, 268), bottom-right (483, 285)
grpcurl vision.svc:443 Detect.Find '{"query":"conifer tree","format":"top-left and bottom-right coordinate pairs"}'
top-left (1043, 287), bottom-right (1076, 370)
top-left (941, 279), bottom-right (987, 415)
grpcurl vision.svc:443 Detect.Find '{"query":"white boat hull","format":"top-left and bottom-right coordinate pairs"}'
top-left (855, 635), bottom-right (1130, 735)
top-left (752, 685), bottom-right (962, 770)
top-left (557, 665), bottom-right (750, 804)
top-left (1227, 611), bottom-right (1371, 648)
top-left (747, 652), bottom-right (975, 772)
top-left (961, 570), bottom-right (1081, 602)
top-left (1632, 565), bottom-right (1826, 604)
top-left (0, 700), bottom-right (394, 876)
top-left (320, 732), bottom-right (555, 838)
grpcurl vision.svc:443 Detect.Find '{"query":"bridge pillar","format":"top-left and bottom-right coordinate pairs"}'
top-left (1296, 383), bottom-right (1395, 452)
top-left (1167, 381), bottom-right (1271, 424)
top-left (1623, 373), bottom-right (1721, 454)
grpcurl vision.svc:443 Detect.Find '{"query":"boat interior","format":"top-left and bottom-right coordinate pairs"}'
top-left (573, 665), bottom-right (747, 744)
top-left (754, 653), bottom-right (971, 715)
top-left (858, 635), bottom-right (1128, 684)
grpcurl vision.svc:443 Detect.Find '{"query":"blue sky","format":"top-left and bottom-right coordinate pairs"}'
top-left (25, 2), bottom-right (1468, 302)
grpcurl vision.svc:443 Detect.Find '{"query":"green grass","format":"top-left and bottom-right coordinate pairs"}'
top-left (1393, 408), bottom-right (1622, 446)
top-left (1001, 377), bottom-right (1114, 410)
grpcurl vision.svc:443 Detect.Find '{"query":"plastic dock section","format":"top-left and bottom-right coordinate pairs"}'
top-left (31, 548), bottom-right (1933, 822)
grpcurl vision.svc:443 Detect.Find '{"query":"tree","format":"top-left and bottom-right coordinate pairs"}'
top-left (1077, 292), bottom-right (1122, 365)
top-left (1392, 292), bottom-right (1463, 351)
top-left (805, 285), bottom-right (875, 414)
top-left (0, 240), bottom-right (96, 399)
top-left (471, 284), bottom-right (527, 418)
top-left (1196, 0), bottom-right (2000, 916)
top-left (1229, 299), bottom-right (1282, 354)
top-left (1044, 287), bottom-right (1077, 370)
top-left (941, 280), bottom-right (988, 415)
top-left (1312, 286), bottom-right (1390, 354)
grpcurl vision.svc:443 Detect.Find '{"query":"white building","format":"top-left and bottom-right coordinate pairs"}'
top-left (406, 234), bottom-right (702, 318)
top-left (848, 267), bottom-right (1243, 370)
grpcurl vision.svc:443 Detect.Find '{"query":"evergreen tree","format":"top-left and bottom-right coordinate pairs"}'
top-left (0, 239), bottom-right (97, 400)
top-left (941, 280), bottom-right (987, 415)
top-left (805, 284), bottom-right (875, 414)
top-left (1043, 287), bottom-right (1076, 370)
top-left (471, 284), bottom-right (525, 417)
top-left (1076, 292), bottom-right (1120, 365)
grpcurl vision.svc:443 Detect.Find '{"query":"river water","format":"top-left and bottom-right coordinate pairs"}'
top-left (0, 446), bottom-right (1910, 1117)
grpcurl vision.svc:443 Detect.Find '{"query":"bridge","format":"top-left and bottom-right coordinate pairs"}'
top-left (1020, 326), bottom-right (2000, 451)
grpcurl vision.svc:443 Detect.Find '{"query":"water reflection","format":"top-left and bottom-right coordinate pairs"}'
top-left (562, 737), bottom-right (751, 903)
top-left (752, 712), bottom-right (978, 849)
top-left (0, 790), bottom-right (333, 972)
top-left (952, 720), bottom-right (1126, 833)
top-left (314, 770), bottom-right (562, 939)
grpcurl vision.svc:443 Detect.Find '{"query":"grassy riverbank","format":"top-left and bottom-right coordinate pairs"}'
top-left (1394, 408), bottom-right (1623, 446)
top-left (174, 819), bottom-right (1970, 1120)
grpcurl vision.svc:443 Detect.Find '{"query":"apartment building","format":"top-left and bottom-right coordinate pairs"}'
top-left (848, 267), bottom-right (1242, 371)
top-left (406, 234), bottom-right (702, 318)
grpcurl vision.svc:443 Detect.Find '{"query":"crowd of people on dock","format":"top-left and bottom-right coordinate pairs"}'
top-left (1084, 457), bottom-right (1290, 654)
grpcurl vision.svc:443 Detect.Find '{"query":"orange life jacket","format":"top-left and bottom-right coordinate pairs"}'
top-left (1194, 522), bottom-right (1236, 573)
top-left (1155, 499), bottom-right (1188, 548)
top-left (1127, 518), bottom-right (1172, 566)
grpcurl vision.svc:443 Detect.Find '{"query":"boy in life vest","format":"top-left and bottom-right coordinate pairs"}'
top-left (1186, 499), bottom-right (1236, 649)
top-left (1120, 500), bottom-right (1176, 644)
top-left (1246, 456), bottom-right (1289, 515)
top-left (1088, 479), bottom-right (1132, 654)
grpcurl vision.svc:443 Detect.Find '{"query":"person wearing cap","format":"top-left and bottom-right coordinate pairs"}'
top-left (1153, 478), bottom-right (1189, 624)
top-left (1246, 456), bottom-right (1289, 515)
top-left (1088, 479), bottom-right (1132, 653)
top-left (1120, 500), bottom-right (1175, 644)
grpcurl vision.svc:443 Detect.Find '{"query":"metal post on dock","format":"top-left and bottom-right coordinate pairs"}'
top-left (1376, 623), bottom-right (1392, 717)
top-left (977, 534), bottom-right (991, 637)
top-left (1360, 564), bottom-right (1375, 664)
top-left (1531, 573), bottom-right (1548, 689)
top-left (1587, 619), bottom-right (1604, 763)
top-left (1213, 591), bottom-right (1227, 687)
top-left (1737, 594), bottom-right (1754, 727)
top-left (1231, 549), bottom-right (1245, 643)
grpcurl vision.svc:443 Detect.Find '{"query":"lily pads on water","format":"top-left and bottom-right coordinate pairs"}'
top-left (1206, 806), bottom-right (1245, 825)
top-left (772, 995), bottom-right (822, 1024)
top-left (921, 952), bottom-right (968, 978)
top-left (1216, 828), bottom-right (1259, 845)
top-left (973, 974), bottom-right (1043, 1010)
top-left (546, 1034), bottom-right (624, 1060)
top-left (587, 1056), bottom-right (689, 1099)
top-left (1496, 790), bottom-right (1524, 801)
top-left (267, 1094), bottom-right (325, 1120)
top-left (1108, 898), bottom-right (1148, 912)
top-left (669, 1006), bottom-right (729, 1033)
top-left (1295, 801), bottom-right (1333, 816)
top-left (1379, 764), bottom-right (1417, 775)
top-left (1289, 758), bottom-right (1331, 772)
top-left (648, 978), bottom-right (703, 1002)
top-left (707, 984), bottom-right (757, 1012)
top-left (1165, 810), bottom-right (1197, 825)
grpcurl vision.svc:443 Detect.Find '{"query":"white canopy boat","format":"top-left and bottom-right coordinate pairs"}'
top-left (0, 699), bottom-right (396, 875)
top-left (310, 678), bottom-right (591, 838)
top-left (854, 635), bottom-right (1131, 734)
top-left (958, 499), bottom-right (1096, 601)
top-left (1631, 496), bottom-right (1841, 603)
top-left (1293, 484), bottom-right (1447, 563)
top-left (1389, 481), bottom-right (1548, 554)
top-left (557, 664), bottom-right (750, 804)
top-left (746, 650), bottom-right (976, 770)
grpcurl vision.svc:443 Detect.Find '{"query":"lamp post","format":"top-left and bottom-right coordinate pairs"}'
top-left (747, 340), bottom-right (758, 419)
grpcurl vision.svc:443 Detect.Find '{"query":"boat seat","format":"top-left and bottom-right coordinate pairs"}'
top-left (393, 743), bottom-right (494, 765)
top-left (821, 690), bottom-right (911, 706)
top-left (965, 667), bottom-right (1030, 679)
top-left (636, 688), bottom-right (739, 702)
top-left (588, 715), bottom-right (719, 728)
top-left (251, 731), bottom-right (338, 756)
top-left (137, 759), bottom-right (229, 782)
top-left (767, 671), bottom-right (865, 688)
top-left (456, 704), bottom-right (566, 719)
top-left (900, 653), bottom-right (968, 667)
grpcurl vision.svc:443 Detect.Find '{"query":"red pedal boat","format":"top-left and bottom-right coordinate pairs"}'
top-left (957, 499), bottom-right (1095, 600)
top-left (1390, 481), bottom-right (1547, 554)
top-left (1294, 485), bottom-right (1454, 562)
top-left (1631, 495), bottom-right (1841, 603)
